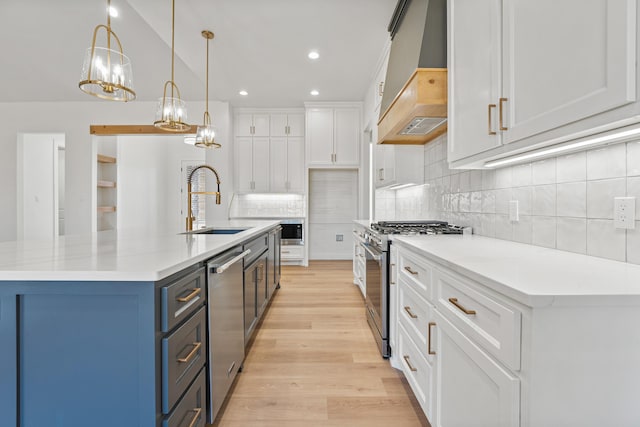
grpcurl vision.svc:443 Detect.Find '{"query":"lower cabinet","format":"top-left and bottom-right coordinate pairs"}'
top-left (243, 233), bottom-right (270, 344)
top-left (434, 311), bottom-right (520, 427)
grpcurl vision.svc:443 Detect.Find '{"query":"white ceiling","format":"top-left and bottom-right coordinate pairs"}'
top-left (0, 0), bottom-right (396, 107)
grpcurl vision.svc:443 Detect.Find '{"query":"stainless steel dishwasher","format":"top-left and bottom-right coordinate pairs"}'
top-left (206, 246), bottom-right (250, 423)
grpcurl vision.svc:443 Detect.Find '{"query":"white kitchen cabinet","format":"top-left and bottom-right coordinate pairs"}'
top-left (236, 136), bottom-right (270, 193)
top-left (269, 136), bottom-right (304, 193)
top-left (352, 225), bottom-right (366, 297)
top-left (448, 0), bottom-right (638, 167)
top-left (388, 244), bottom-right (398, 364)
top-left (434, 312), bottom-right (520, 427)
top-left (374, 144), bottom-right (425, 189)
top-left (270, 113), bottom-right (305, 137)
top-left (235, 113), bottom-right (270, 137)
top-left (306, 103), bottom-right (361, 167)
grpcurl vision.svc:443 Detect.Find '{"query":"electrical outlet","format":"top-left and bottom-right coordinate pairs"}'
top-left (614, 197), bottom-right (636, 229)
top-left (509, 200), bottom-right (519, 222)
top-left (336, 234), bottom-right (344, 242)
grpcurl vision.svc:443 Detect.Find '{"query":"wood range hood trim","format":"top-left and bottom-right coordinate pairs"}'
top-left (377, 68), bottom-right (447, 145)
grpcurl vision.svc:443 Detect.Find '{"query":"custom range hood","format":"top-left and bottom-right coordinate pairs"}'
top-left (378, 0), bottom-right (447, 145)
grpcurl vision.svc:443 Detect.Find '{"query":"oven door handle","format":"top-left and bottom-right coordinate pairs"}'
top-left (362, 242), bottom-right (383, 261)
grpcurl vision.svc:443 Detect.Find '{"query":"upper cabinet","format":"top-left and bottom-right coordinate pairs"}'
top-left (306, 103), bottom-right (362, 167)
top-left (448, 0), bottom-right (638, 168)
top-left (270, 113), bottom-right (305, 137)
top-left (234, 109), bottom-right (305, 194)
top-left (235, 113), bottom-right (270, 137)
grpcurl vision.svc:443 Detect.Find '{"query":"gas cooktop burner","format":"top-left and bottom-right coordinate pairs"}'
top-left (370, 220), bottom-right (465, 235)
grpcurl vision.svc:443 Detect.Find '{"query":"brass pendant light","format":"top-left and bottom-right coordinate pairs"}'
top-left (154, 0), bottom-right (189, 131)
top-left (195, 30), bottom-right (221, 148)
top-left (79, 0), bottom-right (136, 101)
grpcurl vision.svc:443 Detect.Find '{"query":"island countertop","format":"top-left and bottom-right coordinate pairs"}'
top-left (0, 220), bottom-right (280, 282)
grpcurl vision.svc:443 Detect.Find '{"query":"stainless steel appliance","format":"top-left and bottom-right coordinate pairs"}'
top-left (363, 221), bottom-right (465, 358)
top-left (280, 219), bottom-right (303, 245)
top-left (207, 246), bottom-right (250, 423)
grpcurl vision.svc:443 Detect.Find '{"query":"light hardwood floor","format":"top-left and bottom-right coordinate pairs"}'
top-left (210, 260), bottom-right (430, 426)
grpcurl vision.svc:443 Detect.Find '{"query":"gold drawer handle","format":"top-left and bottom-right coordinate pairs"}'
top-left (403, 306), bottom-right (418, 319)
top-left (177, 342), bottom-right (202, 363)
top-left (488, 104), bottom-right (497, 135)
top-left (403, 355), bottom-right (417, 372)
top-left (176, 288), bottom-right (201, 303)
top-left (187, 408), bottom-right (202, 427)
top-left (448, 297), bottom-right (476, 315)
top-left (404, 266), bottom-right (418, 275)
top-left (428, 322), bottom-right (436, 355)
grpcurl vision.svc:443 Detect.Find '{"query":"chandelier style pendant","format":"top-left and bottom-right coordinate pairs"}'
top-left (79, 0), bottom-right (136, 101)
top-left (154, 0), bottom-right (189, 131)
top-left (195, 30), bottom-right (221, 148)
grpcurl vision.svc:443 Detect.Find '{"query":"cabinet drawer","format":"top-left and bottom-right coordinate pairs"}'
top-left (398, 274), bottom-right (436, 358)
top-left (161, 267), bottom-right (206, 333)
top-left (281, 245), bottom-right (304, 260)
top-left (398, 250), bottom-right (433, 302)
top-left (436, 270), bottom-right (521, 370)
top-left (162, 367), bottom-right (206, 427)
top-left (398, 323), bottom-right (434, 420)
top-left (162, 306), bottom-right (207, 414)
top-left (245, 233), bottom-right (269, 265)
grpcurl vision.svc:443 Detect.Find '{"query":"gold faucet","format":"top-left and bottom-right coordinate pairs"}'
top-left (186, 165), bottom-right (221, 231)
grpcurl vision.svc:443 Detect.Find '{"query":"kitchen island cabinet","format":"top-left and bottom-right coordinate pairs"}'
top-left (392, 234), bottom-right (640, 427)
top-left (0, 220), bottom-right (281, 427)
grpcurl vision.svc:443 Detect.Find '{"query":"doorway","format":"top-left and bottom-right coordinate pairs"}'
top-left (17, 133), bottom-right (65, 240)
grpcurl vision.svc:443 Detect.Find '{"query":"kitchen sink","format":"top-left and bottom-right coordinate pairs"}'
top-left (186, 228), bottom-right (249, 235)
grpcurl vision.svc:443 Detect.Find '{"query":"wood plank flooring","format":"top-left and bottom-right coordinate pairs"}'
top-left (210, 260), bottom-right (430, 426)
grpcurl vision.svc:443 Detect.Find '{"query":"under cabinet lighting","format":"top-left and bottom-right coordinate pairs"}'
top-left (484, 125), bottom-right (640, 168)
top-left (386, 183), bottom-right (418, 190)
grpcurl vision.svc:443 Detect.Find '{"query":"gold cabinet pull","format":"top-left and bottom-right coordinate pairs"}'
top-left (187, 408), bottom-right (202, 427)
top-left (448, 297), bottom-right (476, 315)
top-left (488, 104), bottom-right (497, 135)
top-left (176, 288), bottom-right (201, 303)
top-left (403, 355), bottom-right (418, 372)
top-left (404, 306), bottom-right (418, 319)
top-left (428, 322), bottom-right (436, 355)
top-left (177, 342), bottom-right (202, 363)
top-left (404, 266), bottom-right (418, 275)
top-left (378, 81), bottom-right (384, 96)
top-left (390, 280), bottom-right (396, 285)
top-left (499, 97), bottom-right (508, 130)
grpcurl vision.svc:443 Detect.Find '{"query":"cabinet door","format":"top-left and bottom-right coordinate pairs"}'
top-left (389, 245), bottom-right (398, 355)
top-left (287, 113), bottom-right (305, 137)
top-left (252, 114), bottom-right (271, 136)
top-left (270, 114), bottom-right (288, 137)
top-left (447, 0), bottom-right (502, 163)
top-left (252, 137), bottom-right (270, 192)
top-left (502, 0), bottom-right (636, 145)
top-left (287, 137), bottom-right (305, 192)
top-left (235, 113), bottom-right (254, 137)
top-left (435, 312), bottom-right (520, 427)
top-left (244, 268), bottom-right (257, 341)
top-left (306, 108), bottom-right (335, 165)
top-left (269, 137), bottom-right (288, 192)
top-left (236, 137), bottom-right (254, 192)
top-left (334, 108), bottom-right (360, 166)
top-left (374, 144), bottom-right (396, 187)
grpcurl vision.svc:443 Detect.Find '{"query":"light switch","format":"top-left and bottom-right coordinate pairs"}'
top-left (509, 200), bottom-right (519, 222)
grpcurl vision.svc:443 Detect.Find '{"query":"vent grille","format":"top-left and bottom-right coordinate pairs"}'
top-left (400, 117), bottom-right (447, 135)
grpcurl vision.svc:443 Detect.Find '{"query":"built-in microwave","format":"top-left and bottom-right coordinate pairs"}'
top-left (280, 220), bottom-right (303, 245)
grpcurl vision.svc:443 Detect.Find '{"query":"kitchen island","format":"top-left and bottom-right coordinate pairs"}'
top-left (0, 220), bottom-right (281, 427)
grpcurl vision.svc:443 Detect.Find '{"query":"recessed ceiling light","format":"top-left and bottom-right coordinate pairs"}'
top-left (108, 6), bottom-right (118, 17)
top-left (308, 51), bottom-right (320, 60)
top-left (239, 90), bottom-right (248, 96)
top-left (310, 90), bottom-right (319, 96)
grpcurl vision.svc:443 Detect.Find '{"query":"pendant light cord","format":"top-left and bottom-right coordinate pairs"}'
top-left (171, 0), bottom-right (175, 99)
top-left (206, 36), bottom-right (209, 115)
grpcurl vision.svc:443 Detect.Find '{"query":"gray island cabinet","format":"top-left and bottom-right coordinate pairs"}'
top-left (0, 220), bottom-right (281, 427)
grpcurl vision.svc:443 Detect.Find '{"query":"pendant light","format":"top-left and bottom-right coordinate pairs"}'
top-left (195, 30), bottom-right (221, 148)
top-left (154, 0), bottom-right (189, 131)
top-left (79, 0), bottom-right (136, 101)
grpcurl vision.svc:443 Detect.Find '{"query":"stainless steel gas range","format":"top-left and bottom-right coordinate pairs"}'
top-left (362, 221), bottom-right (466, 358)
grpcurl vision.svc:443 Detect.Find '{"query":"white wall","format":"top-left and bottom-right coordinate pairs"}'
top-left (0, 100), bottom-right (230, 242)
top-left (377, 133), bottom-right (640, 265)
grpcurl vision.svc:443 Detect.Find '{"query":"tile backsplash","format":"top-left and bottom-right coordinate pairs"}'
top-left (375, 134), bottom-right (640, 265)
top-left (229, 193), bottom-right (306, 218)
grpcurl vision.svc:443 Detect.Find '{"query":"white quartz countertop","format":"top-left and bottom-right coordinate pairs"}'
top-left (392, 234), bottom-right (640, 307)
top-left (0, 220), bottom-right (280, 282)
